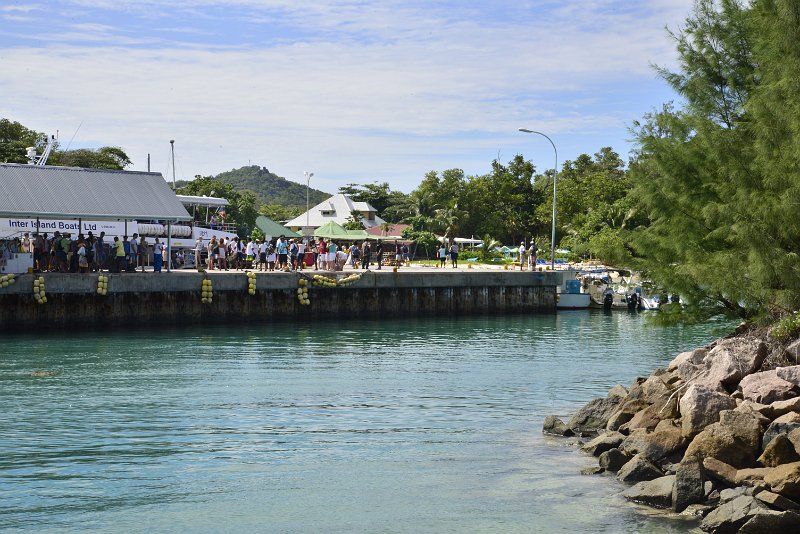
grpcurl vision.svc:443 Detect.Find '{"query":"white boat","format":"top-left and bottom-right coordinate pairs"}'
top-left (556, 270), bottom-right (591, 309)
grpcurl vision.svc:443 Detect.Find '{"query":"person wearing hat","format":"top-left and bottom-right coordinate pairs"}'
top-left (528, 240), bottom-right (538, 270)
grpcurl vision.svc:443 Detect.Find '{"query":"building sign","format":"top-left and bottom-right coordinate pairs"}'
top-left (0, 218), bottom-right (134, 239)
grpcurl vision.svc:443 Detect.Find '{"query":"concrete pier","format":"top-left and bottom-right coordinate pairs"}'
top-left (0, 270), bottom-right (559, 329)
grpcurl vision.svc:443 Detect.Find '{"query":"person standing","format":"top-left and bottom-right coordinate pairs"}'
top-left (139, 235), bottom-right (147, 272)
top-left (276, 235), bottom-right (288, 270)
top-left (317, 238), bottom-right (326, 271)
top-left (518, 242), bottom-right (526, 270)
top-left (449, 241), bottom-right (459, 268)
top-left (77, 239), bottom-right (89, 273)
top-left (258, 239), bottom-right (268, 271)
top-left (528, 240), bottom-right (538, 270)
top-left (375, 240), bottom-right (383, 270)
top-left (153, 238), bottom-right (164, 272)
top-left (361, 241), bottom-right (370, 269)
top-left (96, 232), bottom-right (106, 271)
top-left (438, 243), bottom-right (447, 268)
top-left (207, 236), bottom-right (217, 270)
top-left (129, 234), bottom-right (139, 271)
top-left (328, 241), bottom-right (338, 271)
top-left (113, 236), bottom-right (125, 273)
top-left (194, 237), bottom-right (204, 270)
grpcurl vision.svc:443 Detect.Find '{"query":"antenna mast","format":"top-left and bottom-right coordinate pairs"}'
top-left (170, 140), bottom-right (176, 190)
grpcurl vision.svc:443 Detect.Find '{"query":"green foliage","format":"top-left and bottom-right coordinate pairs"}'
top-left (401, 228), bottom-right (438, 258)
top-left (338, 182), bottom-right (410, 223)
top-left (342, 211), bottom-right (365, 230)
top-left (0, 118), bottom-right (44, 163)
top-left (215, 165), bottom-right (329, 207)
top-left (177, 176), bottom-right (258, 235)
top-left (49, 146), bottom-right (132, 169)
top-left (771, 312), bottom-right (800, 340)
top-left (259, 204), bottom-right (303, 223)
top-left (626, 0), bottom-right (800, 322)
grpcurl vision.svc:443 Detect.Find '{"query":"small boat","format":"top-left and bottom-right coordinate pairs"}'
top-left (556, 271), bottom-right (591, 309)
top-left (581, 269), bottom-right (661, 311)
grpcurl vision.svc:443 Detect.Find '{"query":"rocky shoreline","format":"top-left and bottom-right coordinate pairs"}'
top-left (545, 326), bottom-right (800, 532)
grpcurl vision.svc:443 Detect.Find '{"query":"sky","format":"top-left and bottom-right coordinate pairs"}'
top-left (1, 0), bottom-right (692, 194)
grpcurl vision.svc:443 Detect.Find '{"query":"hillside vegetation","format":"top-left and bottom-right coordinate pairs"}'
top-left (213, 165), bottom-right (329, 207)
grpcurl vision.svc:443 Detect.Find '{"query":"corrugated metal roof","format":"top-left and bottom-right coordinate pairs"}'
top-left (0, 163), bottom-right (191, 221)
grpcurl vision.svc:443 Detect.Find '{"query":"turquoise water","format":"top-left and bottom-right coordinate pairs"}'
top-left (0, 312), bottom-right (727, 533)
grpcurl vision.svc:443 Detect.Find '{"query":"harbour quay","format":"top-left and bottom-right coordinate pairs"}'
top-left (0, 270), bottom-right (559, 329)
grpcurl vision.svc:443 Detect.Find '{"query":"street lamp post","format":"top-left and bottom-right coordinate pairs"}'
top-left (304, 171), bottom-right (314, 236)
top-left (518, 128), bottom-right (558, 270)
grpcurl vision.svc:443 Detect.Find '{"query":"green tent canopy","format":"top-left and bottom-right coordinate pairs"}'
top-left (313, 221), bottom-right (352, 239)
top-left (255, 215), bottom-right (301, 238)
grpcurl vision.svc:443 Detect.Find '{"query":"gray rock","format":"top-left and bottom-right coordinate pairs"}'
top-left (719, 486), bottom-right (753, 504)
top-left (679, 383), bottom-right (737, 438)
top-left (703, 457), bottom-right (738, 486)
top-left (567, 397), bottom-right (621, 435)
top-left (738, 369), bottom-right (798, 404)
top-left (580, 466), bottom-right (604, 475)
top-left (668, 348), bottom-right (708, 371)
top-left (617, 453), bottom-right (663, 483)
top-left (607, 384), bottom-right (628, 400)
top-left (758, 434), bottom-right (800, 467)
top-left (542, 415), bottom-right (574, 437)
top-left (739, 509), bottom-right (800, 533)
top-left (580, 431), bottom-right (625, 456)
top-left (764, 461), bottom-right (800, 500)
top-left (673, 454), bottom-right (705, 512)
top-left (777, 365), bottom-right (800, 387)
top-left (640, 375), bottom-right (671, 405)
top-left (598, 448), bottom-right (629, 473)
top-left (685, 410), bottom-right (762, 469)
top-left (681, 504), bottom-right (715, 518)
top-left (621, 475), bottom-right (676, 508)
top-left (762, 417), bottom-right (800, 450)
top-left (696, 337), bottom-right (768, 391)
top-left (700, 494), bottom-right (769, 533)
top-left (734, 467), bottom-right (772, 487)
top-left (764, 396), bottom-right (800, 419)
top-left (754, 489), bottom-right (800, 511)
top-left (621, 425), bottom-right (687, 463)
top-left (786, 339), bottom-right (800, 364)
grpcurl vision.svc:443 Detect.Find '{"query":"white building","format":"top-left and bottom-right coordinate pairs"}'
top-left (285, 194), bottom-right (385, 233)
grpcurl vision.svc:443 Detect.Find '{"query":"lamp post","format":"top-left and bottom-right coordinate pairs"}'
top-left (304, 171), bottom-right (314, 236)
top-left (518, 128), bottom-right (558, 270)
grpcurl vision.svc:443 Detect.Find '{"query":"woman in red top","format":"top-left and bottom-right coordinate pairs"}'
top-left (317, 239), bottom-right (327, 270)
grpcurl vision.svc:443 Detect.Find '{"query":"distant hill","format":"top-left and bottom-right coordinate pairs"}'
top-left (176, 165), bottom-right (330, 207)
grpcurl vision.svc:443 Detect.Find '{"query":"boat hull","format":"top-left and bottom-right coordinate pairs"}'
top-left (557, 293), bottom-right (591, 309)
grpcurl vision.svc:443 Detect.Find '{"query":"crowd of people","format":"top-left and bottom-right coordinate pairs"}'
top-left (2, 230), bottom-right (475, 274)
top-left (2, 231), bottom-right (169, 273)
top-left (198, 235), bottom-right (415, 272)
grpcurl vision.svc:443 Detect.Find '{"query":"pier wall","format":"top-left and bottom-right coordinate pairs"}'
top-left (0, 271), bottom-right (557, 329)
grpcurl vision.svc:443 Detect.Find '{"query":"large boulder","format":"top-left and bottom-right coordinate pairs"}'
top-left (567, 397), bottom-right (621, 435)
top-left (758, 434), bottom-right (800, 467)
top-left (607, 384), bottom-right (628, 400)
top-left (673, 454), bottom-right (705, 512)
top-left (580, 431), bottom-right (625, 456)
top-left (679, 384), bottom-right (737, 438)
top-left (598, 448), bottom-right (630, 472)
top-left (617, 453), bottom-right (663, 483)
top-left (542, 415), bottom-right (574, 436)
top-left (640, 375), bottom-right (672, 405)
top-left (700, 495), bottom-right (770, 533)
top-left (622, 475), bottom-right (676, 508)
top-left (620, 403), bottom-right (665, 433)
top-left (764, 461), bottom-right (800, 500)
top-left (684, 410), bottom-right (762, 468)
top-left (703, 457), bottom-right (738, 486)
top-left (762, 413), bottom-right (800, 450)
top-left (695, 337), bottom-right (768, 391)
top-left (754, 489), bottom-right (800, 511)
top-left (738, 509), bottom-right (800, 532)
top-left (668, 348), bottom-right (708, 371)
top-left (621, 424), bottom-right (687, 463)
top-left (734, 467), bottom-right (772, 487)
top-left (763, 396), bottom-right (800, 419)
top-left (777, 365), bottom-right (800, 387)
top-left (738, 370), bottom-right (798, 404)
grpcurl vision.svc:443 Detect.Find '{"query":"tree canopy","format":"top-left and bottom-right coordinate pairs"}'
top-left (626, 0), bottom-right (800, 321)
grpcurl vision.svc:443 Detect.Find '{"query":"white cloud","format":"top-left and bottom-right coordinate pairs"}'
top-left (2, 0), bottom-right (694, 191)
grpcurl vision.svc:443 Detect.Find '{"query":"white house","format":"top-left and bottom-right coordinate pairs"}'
top-left (285, 194), bottom-right (385, 233)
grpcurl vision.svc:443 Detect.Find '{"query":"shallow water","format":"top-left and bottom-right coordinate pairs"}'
top-left (0, 312), bottom-right (727, 532)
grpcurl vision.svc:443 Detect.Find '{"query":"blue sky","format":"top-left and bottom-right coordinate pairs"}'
top-left (1, 0), bottom-right (692, 193)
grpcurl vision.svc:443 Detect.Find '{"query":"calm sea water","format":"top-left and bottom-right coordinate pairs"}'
top-left (0, 312), bottom-right (728, 533)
